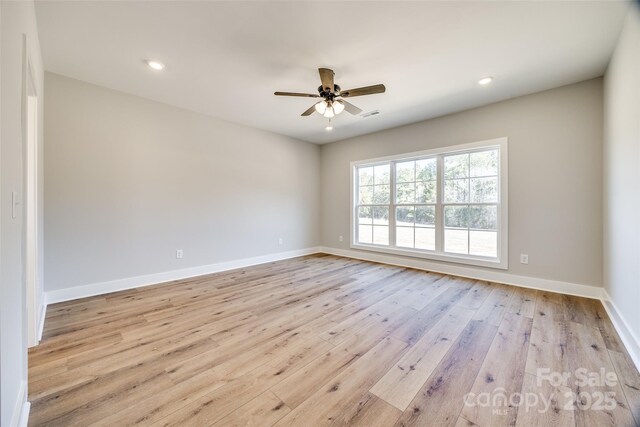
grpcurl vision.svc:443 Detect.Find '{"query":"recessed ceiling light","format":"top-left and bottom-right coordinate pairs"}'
top-left (478, 76), bottom-right (493, 85)
top-left (145, 60), bottom-right (165, 71)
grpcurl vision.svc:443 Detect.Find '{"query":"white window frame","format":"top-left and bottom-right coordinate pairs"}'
top-left (350, 137), bottom-right (508, 269)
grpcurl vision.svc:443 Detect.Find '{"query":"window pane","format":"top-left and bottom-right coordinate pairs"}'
top-left (444, 179), bottom-right (469, 203)
top-left (396, 161), bottom-right (415, 183)
top-left (396, 227), bottom-right (414, 248)
top-left (444, 153), bottom-right (469, 179)
top-left (396, 182), bottom-right (415, 204)
top-left (358, 206), bottom-right (372, 225)
top-left (373, 185), bottom-right (390, 204)
top-left (470, 150), bottom-right (498, 177)
top-left (358, 185), bottom-right (373, 204)
top-left (416, 206), bottom-right (435, 227)
top-left (416, 158), bottom-right (436, 181)
top-left (373, 226), bottom-right (389, 245)
top-left (373, 206), bottom-right (389, 225)
top-left (396, 206), bottom-right (415, 227)
top-left (444, 205), bottom-right (469, 228)
top-left (359, 166), bottom-right (373, 186)
top-left (469, 205), bottom-right (497, 230)
top-left (415, 227), bottom-right (435, 250)
top-left (470, 230), bottom-right (497, 257)
top-left (374, 164), bottom-right (390, 185)
top-left (470, 177), bottom-right (498, 203)
top-left (416, 181), bottom-right (436, 203)
top-left (444, 229), bottom-right (468, 254)
top-left (358, 225), bottom-right (372, 244)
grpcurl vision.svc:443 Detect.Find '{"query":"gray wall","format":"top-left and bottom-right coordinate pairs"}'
top-left (321, 78), bottom-right (604, 287)
top-left (1, 1), bottom-right (44, 424)
top-left (44, 73), bottom-right (320, 292)
top-left (603, 6), bottom-right (640, 344)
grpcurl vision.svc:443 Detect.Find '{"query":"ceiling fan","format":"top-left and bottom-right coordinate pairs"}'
top-left (274, 68), bottom-right (386, 118)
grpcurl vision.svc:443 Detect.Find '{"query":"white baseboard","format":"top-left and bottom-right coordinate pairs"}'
top-left (45, 245), bottom-right (603, 305)
top-left (18, 402), bottom-right (30, 427)
top-left (9, 380), bottom-right (29, 427)
top-left (37, 301), bottom-right (47, 342)
top-left (45, 247), bottom-right (321, 305)
top-left (318, 246), bottom-right (604, 299)
top-left (602, 290), bottom-right (640, 372)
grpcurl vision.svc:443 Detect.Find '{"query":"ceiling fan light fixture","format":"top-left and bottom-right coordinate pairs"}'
top-left (323, 106), bottom-right (335, 118)
top-left (333, 100), bottom-right (345, 115)
top-left (315, 100), bottom-right (328, 114)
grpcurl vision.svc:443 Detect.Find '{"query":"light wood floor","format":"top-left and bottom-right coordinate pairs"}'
top-left (29, 254), bottom-right (640, 426)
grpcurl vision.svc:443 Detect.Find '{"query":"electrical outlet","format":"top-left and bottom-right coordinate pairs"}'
top-left (338, 235), bottom-right (344, 242)
top-left (278, 237), bottom-right (283, 245)
top-left (176, 249), bottom-right (184, 259)
top-left (520, 254), bottom-right (529, 264)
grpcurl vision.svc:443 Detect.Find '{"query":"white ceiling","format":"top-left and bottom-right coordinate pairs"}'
top-left (35, 1), bottom-right (629, 144)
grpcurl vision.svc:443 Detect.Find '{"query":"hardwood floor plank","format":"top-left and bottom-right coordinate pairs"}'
top-left (525, 292), bottom-right (568, 377)
top-left (150, 339), bottom-right (338, 426)
top-left (585, 299), bottom-right (627, 353)
top-left (329, 392), bottom-right (402, 427)
top-left (274, 336), bottom-right (410, 427)
top-left (455, 416), bottom-right (480, 427)
top-left (472, 284), bottom-right (514, 327)
top-left (457, 280), bottom-right (493, 310)
top-left (390, 283), bottom-right (472, 345)
top-left (564, 321), bottom-right (636, 426)
top-left (460, 312), bottom-right (533, 426)
top-left (271, 329), bottom-right (391, 409)
top-left (562, 294), bottom-right (594, 326)
top-left (393, 320), bottom-right (499, 427)
top-left (515, 372), bottom-right (574, 427)
top-left (506, 287), bottom-right (537, 319)
top-left (371, 305), bottom-right (475, 411)
top-left (211, 390), bottom-right (291, 427)
top-left (608, 350), bottom-right (640, 426)
top-left (29, 338), bottom-right (217, 425)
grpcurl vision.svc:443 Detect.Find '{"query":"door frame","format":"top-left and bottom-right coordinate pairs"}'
top-left (23, 34), bottom-right (40, 347)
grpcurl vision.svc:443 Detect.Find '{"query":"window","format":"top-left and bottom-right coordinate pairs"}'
top-left (351, 138), bottom-right (508, 269)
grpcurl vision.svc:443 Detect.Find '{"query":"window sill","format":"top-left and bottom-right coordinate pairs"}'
top-left (350, 243), bottom-right (508, 270)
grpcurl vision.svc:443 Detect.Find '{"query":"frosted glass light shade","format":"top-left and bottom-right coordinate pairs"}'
top-left (323, 107), bottom-right (335, 118)
top-left (315, 101), bottom-right (328, 114)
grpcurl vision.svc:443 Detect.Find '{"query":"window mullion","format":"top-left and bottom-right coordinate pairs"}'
top-left (389, 162), bottom-right (397, 248)
top-left (435, 155), bottom-right (444, 254)
top-left (467, 157), bottom-right (471, 256)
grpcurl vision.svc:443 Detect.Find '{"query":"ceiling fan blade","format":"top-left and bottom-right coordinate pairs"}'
top-left (340, 84), bottom-right (386, 98)
top-left (274, 91), bottom-right (320, 98)
top-left (301, 103), bottom-right (318, 116)
top-left (319, 68), bottom-right (335, 93)
top-left (338, 100), bottom-right (362, 115)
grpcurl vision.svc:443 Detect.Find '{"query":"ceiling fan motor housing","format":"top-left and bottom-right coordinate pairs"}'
top-left (318, 84), bottom-right (341, 100)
